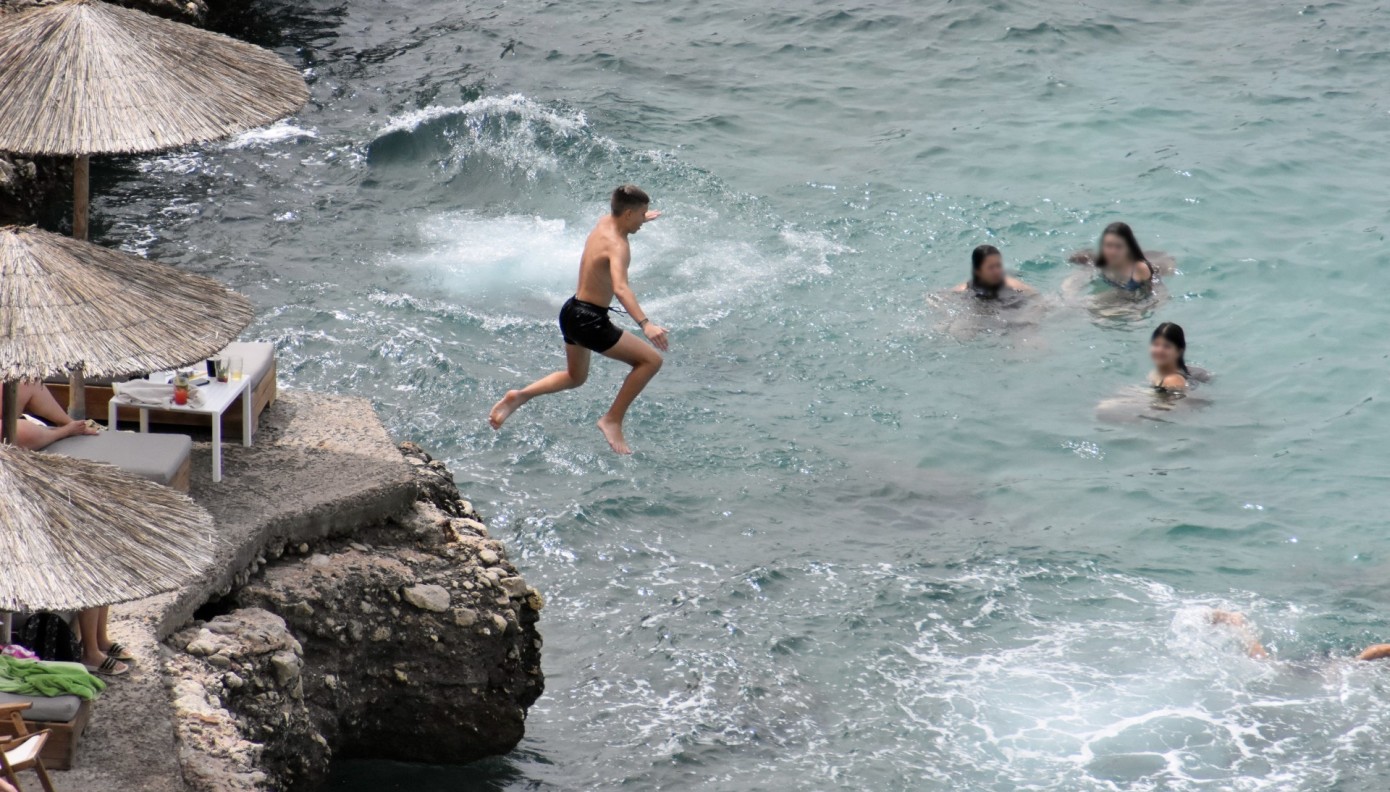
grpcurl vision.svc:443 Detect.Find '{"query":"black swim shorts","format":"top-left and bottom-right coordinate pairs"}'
top-left (559, 296), bottom-right (624, 353)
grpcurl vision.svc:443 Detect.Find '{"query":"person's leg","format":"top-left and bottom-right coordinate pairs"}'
top-left (96, 606), bottom-right (111, 648)
top-left (76, 608), bottom-right (127, 675)
top-left (595, 332), bottom-right (663, 454)
top-left (1357, 644), bottom-right (1390, 661)
top-left (76, 609), bottom-right (103, 666)
top-left (18, 382), bottom-right (73, 426)
top-left (489, 345), bottom-right (591, 429)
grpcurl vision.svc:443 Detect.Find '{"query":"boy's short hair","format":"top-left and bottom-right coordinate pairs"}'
top-left (610, 184), bottom-right (650, 215)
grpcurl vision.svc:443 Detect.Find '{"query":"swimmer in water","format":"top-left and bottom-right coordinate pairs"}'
top-left (489, 185), bottom-right (670, 454)
top-left (953, 244), bottom-right (1036, 300)
top-left (1087, 222), bottom-right (1155, 293)
top-left (1148, 322), bottom-right (1190, 392)
top-left (1210, 610), bottom-right (1390, 662)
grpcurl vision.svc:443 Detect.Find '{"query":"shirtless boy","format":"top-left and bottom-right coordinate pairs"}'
top-left (489, 185), bottom-right (669, 454)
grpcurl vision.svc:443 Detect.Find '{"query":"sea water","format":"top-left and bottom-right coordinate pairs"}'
top-left (85, 0), bottom-right (1390, 788)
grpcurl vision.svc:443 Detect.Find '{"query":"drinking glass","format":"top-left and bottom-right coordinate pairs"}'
top-left (230, 358), bottom-right (244, 381)
top-left (214, 358), bottom-right (230, 383)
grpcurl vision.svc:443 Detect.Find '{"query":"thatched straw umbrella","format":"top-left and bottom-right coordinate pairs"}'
top-left (0, 0), bottom-right (306, 412)
top-left (0, 0), bottom-right (309, 234)
top-left (0, 225), bottom-right (254, 443)
top-left (0, 441), bottom-right (216, 613)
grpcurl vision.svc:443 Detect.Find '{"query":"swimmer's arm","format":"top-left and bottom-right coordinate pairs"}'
top-left (1357, 644), bottom-right (1390, 661)
top-left (610, 243), bottom-right (669, 351)
top-left (1210, 611), bottom-right (1269, 659)
top-left (1160, 374), bottom-right (1188, 390)
top-left (1005, 277), bottom-right (1037, 295)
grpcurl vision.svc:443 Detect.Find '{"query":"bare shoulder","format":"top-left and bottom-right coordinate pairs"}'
top-left (952, 282), bottom-right (968, 293)
top-left (1161, 373), bottom-right (1188, 390)
top-left (608, 231), bottom-right (631, 263)
top-left (1136, 260), bottom-right (1155, 280)
top-left (1005, 276), bottom-right (1036, 294)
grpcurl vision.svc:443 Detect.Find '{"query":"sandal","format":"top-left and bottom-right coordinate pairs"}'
top-left (84, 656), bottom-right (129, 677)
top-left (105, 642), bottom-right (134, 662)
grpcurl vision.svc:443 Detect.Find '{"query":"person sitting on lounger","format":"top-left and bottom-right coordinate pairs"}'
top-left (0, 384), bottom-right (128, 675)
top-left (0, 382), bottom-right (99, 450)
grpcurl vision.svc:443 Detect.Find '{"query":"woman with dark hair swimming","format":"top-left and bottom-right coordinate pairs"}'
top-left (1149, 321), bottom-right (1190, 391)
top-left (1092, 222), bottom-right (1154, 292)
top-left (1096, 321), bottom-right (1208, 420)
top-left (953, 245), bottom-right (1036, 300)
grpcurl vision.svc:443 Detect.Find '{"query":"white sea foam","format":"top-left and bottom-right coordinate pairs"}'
top-left (226, 121), bottom-right (319, 149)
top-left (378, 93), bottom-right (590, 137)
top-left (375, 94), bottom-right (608, 178)
top-left (387, 208), bottom-right (845, 335)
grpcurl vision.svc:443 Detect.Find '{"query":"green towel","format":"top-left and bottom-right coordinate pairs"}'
top-left (0, 655), bottom-right (105, 701)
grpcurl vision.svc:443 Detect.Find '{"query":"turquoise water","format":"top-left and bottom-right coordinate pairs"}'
top-left (86, 0), bottom-right (1390, 788)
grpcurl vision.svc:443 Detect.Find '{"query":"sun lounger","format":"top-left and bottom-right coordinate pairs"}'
top-left (44, 431), bottom-right (193, 493)
top-left (47, 340), bottom-right (277, 434)
top-left (0, 658), bottom-right (91, 776)
top-left (0, 686), bottom-right (89, 771)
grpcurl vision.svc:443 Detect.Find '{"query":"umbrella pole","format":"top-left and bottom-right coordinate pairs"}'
top-left (73, 154), bottom-right (90, 240)
top-left (2, 380), bottom-right (18, 446)
top-left (68, 366), bottom-right (87, 421)
top-left (68, 156), bottom-right (92, 420)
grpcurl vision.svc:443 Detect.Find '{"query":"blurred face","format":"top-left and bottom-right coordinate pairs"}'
top-left (1102, 232), bottom-right (1130, 265)
top-left (618, 204), bottom-right (650, 233)
top-left (1150, 336), bottom-right (1181, 370)
top-left (976, 253), bottom-right (1005, 287)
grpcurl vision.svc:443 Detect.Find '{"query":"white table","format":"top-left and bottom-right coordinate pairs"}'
top-left (108, 375), bottom-right (253, 483)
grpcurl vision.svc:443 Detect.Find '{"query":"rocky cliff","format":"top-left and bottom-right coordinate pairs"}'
top-left (165, 444), bottom-right (544, 791)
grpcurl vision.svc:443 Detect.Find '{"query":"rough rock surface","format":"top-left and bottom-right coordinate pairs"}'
top-left (166, 444), bottom-right (544, 791)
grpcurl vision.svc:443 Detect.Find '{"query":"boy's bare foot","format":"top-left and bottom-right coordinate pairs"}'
top-left (489, 391), bottom-right (528, 429)
top-left (596, 416), bottom-right (631, 454)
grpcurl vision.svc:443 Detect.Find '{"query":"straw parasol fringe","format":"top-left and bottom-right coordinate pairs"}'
top-left (0, 225), bottom-right (254, 381)
top-left (0, 442), bottom-right (216, 612)
top-left (0, 0), bottom-right (309, 156)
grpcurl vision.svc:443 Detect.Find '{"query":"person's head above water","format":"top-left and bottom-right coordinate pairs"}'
top-left (970, 244), bottom-right (1005, 296)
top-left (611, 184), bottom-right (652, 234)
top-left (1096, 221), bottom-right (1146, 268)
top-left (1150, 321), bottom-right (1189, 374)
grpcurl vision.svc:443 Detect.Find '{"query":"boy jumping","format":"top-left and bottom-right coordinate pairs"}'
top-left (489, 185), bottom-right (669, 454)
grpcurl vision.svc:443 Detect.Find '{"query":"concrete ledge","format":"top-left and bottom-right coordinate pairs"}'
top-left (52, 390), bottom-right (418, 792)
